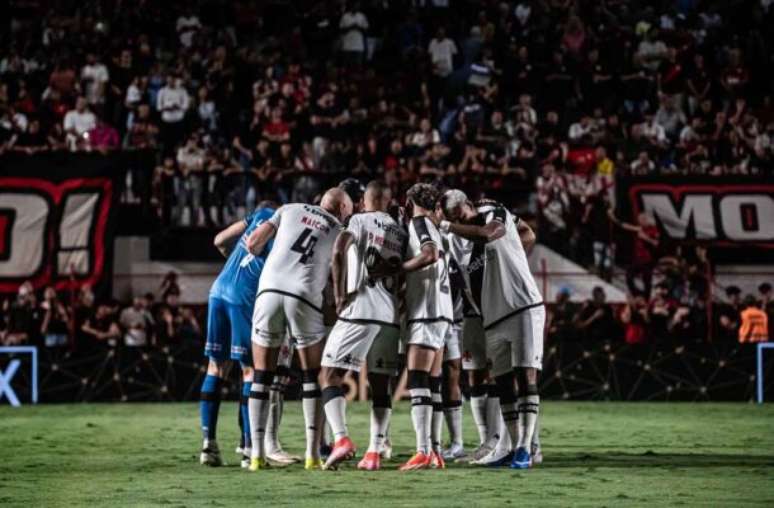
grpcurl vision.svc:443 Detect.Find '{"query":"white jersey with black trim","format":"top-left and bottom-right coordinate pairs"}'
top-left (405, 216), bottom-right (454, 324)
top-left (258, 203), bottom-right (343, 310)
top-left (471, 200), bottom-right (542, 328)
top-left (443, 232), bottom-right (470, 323)
top-left (340, 211), bottom-right (406, 326)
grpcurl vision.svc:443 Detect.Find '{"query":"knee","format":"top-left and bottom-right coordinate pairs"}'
top-left (319, 367), bottom-right (342, 388)
top-left (207, 359), bottom-right (227, 377)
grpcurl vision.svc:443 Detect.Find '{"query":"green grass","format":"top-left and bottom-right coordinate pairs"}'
top-left (1, 402), bottom-right (773, 507)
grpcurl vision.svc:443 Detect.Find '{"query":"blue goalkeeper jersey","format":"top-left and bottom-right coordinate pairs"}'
top-left (209, 207), bottom-right (275, 308)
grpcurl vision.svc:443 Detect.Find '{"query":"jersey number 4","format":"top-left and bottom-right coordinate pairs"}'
top-left (291, 228), bottom-right (318, 263)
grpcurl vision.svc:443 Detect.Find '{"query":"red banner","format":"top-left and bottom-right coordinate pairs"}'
top-left (0, 154), bottom-right (121, 293)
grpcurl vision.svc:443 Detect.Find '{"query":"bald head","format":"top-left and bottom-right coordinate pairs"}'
top-left (363, 180), bottom-right (392, 212)
top-left (320, 187), bottom-right (354, 223)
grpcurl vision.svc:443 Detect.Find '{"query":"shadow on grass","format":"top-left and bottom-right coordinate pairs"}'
top-left (522, 451), bottom-right (774, 469)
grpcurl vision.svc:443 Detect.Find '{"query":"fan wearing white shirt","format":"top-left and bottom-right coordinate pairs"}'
top-left (339, 3), bottom-right (369, 66)
top-left (63, 97), bottom-right (96, 151)
top-left (428, 27), bottom-right (458, 78)
top-left (157, 75), bottom-right (191, 155)
top-left (81, 53), bottom-right (109, 108)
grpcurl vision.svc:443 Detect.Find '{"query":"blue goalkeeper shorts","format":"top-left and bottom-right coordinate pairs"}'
top-left (205, 296), bottom-right (253, 365)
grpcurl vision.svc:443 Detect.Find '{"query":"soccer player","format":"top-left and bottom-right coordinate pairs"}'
top-left (199, 202), bottom-right (276, 467)
top-left (438, 231), bottom-right (468, 460)
top-left (439, 190), bottom-right (544, 469)
top-left (396, 183), bottom-right (454, 471)
top-left (245, 188), bottom-right (353, 471)
top-left (319, 180), bottom-right (406, 470)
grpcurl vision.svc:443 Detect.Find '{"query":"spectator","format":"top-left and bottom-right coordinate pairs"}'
top-left (119, 296), bottom-right (154, 347)
top-left (176, 6), bottom-right (202, 48)
top-left (547, 288), bottom-right (578, 342)
top-left (739, 295), bottom-right (769, 343)
top-left (175, 133), bottom-right (206, 226)
top-left (573, 286), bottom-right (618, 341)
top-left (157, 75), bottom-right (190, 154)
top-left (81, 302), bottom-right (121, 349)
top-left (39, 286), bottom-right (70, 348)
top-left (88, 118), bottom-right (120, 152)
top-left (80, 52), bottom-right (109, 113)
top-left (620, 295), bottom-right (649, 345)
top-left (716, 286), bottom-right (742, 342)
top-left (339, 2), bottom-right (369, 67)
top-left (63, 97), bottom-right (96, 150)
top-left (611, 212), bottom-right (660, 297)
top-left (2, 282), bottom-right (39, 346)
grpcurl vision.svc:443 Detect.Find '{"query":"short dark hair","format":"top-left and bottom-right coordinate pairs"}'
top-left (725, 285), bottom-right (741, 296)
top-left (406, 183), bottom-right (440, 210)
top-left (759, 282), bottom-right (772, 294)
top-left (339, 177), bottom-right (366, 203)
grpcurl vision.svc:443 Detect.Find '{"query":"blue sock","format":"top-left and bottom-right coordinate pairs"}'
top-left (240, 380), bottom-right (252, 450)
top-left (200, 375), bottom-right (223, 441)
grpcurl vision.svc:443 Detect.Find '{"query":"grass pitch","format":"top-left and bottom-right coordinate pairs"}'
top-left (1, 402), bottom-right (773, 507)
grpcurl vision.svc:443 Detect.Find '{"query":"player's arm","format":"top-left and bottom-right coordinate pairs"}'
top-left (246, 222), bottom-right (277, 256)
top-left (331, 230), bottom-right (355, 314)
top-left (213, 220), bottom-right (247, 257)
top-left (517, 219), bottom-right (536, 251)
top-left (401, 242), bottom-right (439, 273)
top-left (441, 220), bottom-right (505, 242)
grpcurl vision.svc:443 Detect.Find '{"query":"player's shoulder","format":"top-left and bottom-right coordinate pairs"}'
top-left (249, 206), bottom-right (276, 224)
top-left (410, 215), bottom-right (438, 243)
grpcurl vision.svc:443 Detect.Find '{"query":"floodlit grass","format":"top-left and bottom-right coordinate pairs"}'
top-left (1, 402), bottom-right (773, 507)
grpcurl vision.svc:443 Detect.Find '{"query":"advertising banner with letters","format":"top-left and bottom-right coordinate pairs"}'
top-left (628, 179), bottom-right (774, 250)
top-left (0, 153), bottom-right (124, 294)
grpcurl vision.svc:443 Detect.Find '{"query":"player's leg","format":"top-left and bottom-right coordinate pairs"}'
top-left (248, 342), bottom-right (279, 470)
top-left (510, 305), bottom-right (546, 470)
top-left (247, 291), bottom-right (286, 471)
top-left (461, 316), bottom-right (491, 460)
top-left (238, 365), bottom-right (253, 467)
top-left (399, 344), bottom-right (435, 470)
top-left (295, 340), bottom-right (325, 469)
top-left (199, 297), bottom-right (230, 466)
top-left (473, 331), bottom-right (514, 466)
top-left (265, 339), bottom-right (301, 464)
top-left (321, 321), bottom-right (382, 469)
top-left (442, 324), bottom-right (464, 459)
top-left (429, 347), bottom-right (446, 468)
top-left (400, 321), bottom-right (447, 471)
top-left (229, 302), bottom-right (256, 468)
top-left (358, 326), bottom-right (399, 470)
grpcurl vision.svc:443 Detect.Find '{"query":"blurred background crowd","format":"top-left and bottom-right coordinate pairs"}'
top-left (1, 0), bottom-right (773, 351)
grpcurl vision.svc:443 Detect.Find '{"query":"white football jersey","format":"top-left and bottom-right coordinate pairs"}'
top-left (340, 211), bottom-right (406, 325)
top-left (474, 200), bottom-right (542, 328)
top-left (259, 203), bottom-right (343, 309)
top-left (405, 216), bottom-right (454, 324)
top-left (443, 233), bottom-right (470, 322)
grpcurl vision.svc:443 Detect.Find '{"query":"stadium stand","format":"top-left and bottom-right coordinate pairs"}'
top-left (1, 1), bottom-right (773, 398)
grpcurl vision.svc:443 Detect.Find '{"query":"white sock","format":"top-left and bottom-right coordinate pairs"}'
top-left (532, 416), bottom-right (541, 449)
top-left (322, 387), bottom-right (348, 441)
top-left (501, 400), bottom-right (520, 452)
top-left (469, 390), bottom-right (488, 445)
top-left (443, 401), bottom-right (463, 447)
top-left (302, 380), bottom-right (323, 460)
top-left (518, 394), bottom-right (540, 450)
top-left (495, 414), bottom-right (511, 452)
top-left (369, 406), bottom-right (392, 452)
top-left (430, 378), bottom-right (443, 452)
top-left (409, 387), bottom-right (432, 454)
top-left (264, 383), bottom-right (284, 453)
top-left (485, 391), bottom-right (502, 447)
top-left (248, 375), bottom-right (271, 459)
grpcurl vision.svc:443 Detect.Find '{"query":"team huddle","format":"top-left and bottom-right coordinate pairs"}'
top-left (199, 179), bottom-right (545, 472)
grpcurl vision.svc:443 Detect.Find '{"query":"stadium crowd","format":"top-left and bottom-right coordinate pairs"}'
top-left (0, 274), bottom-right (203, 350)
top-left (1, 0), bottom-right (773, 347)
